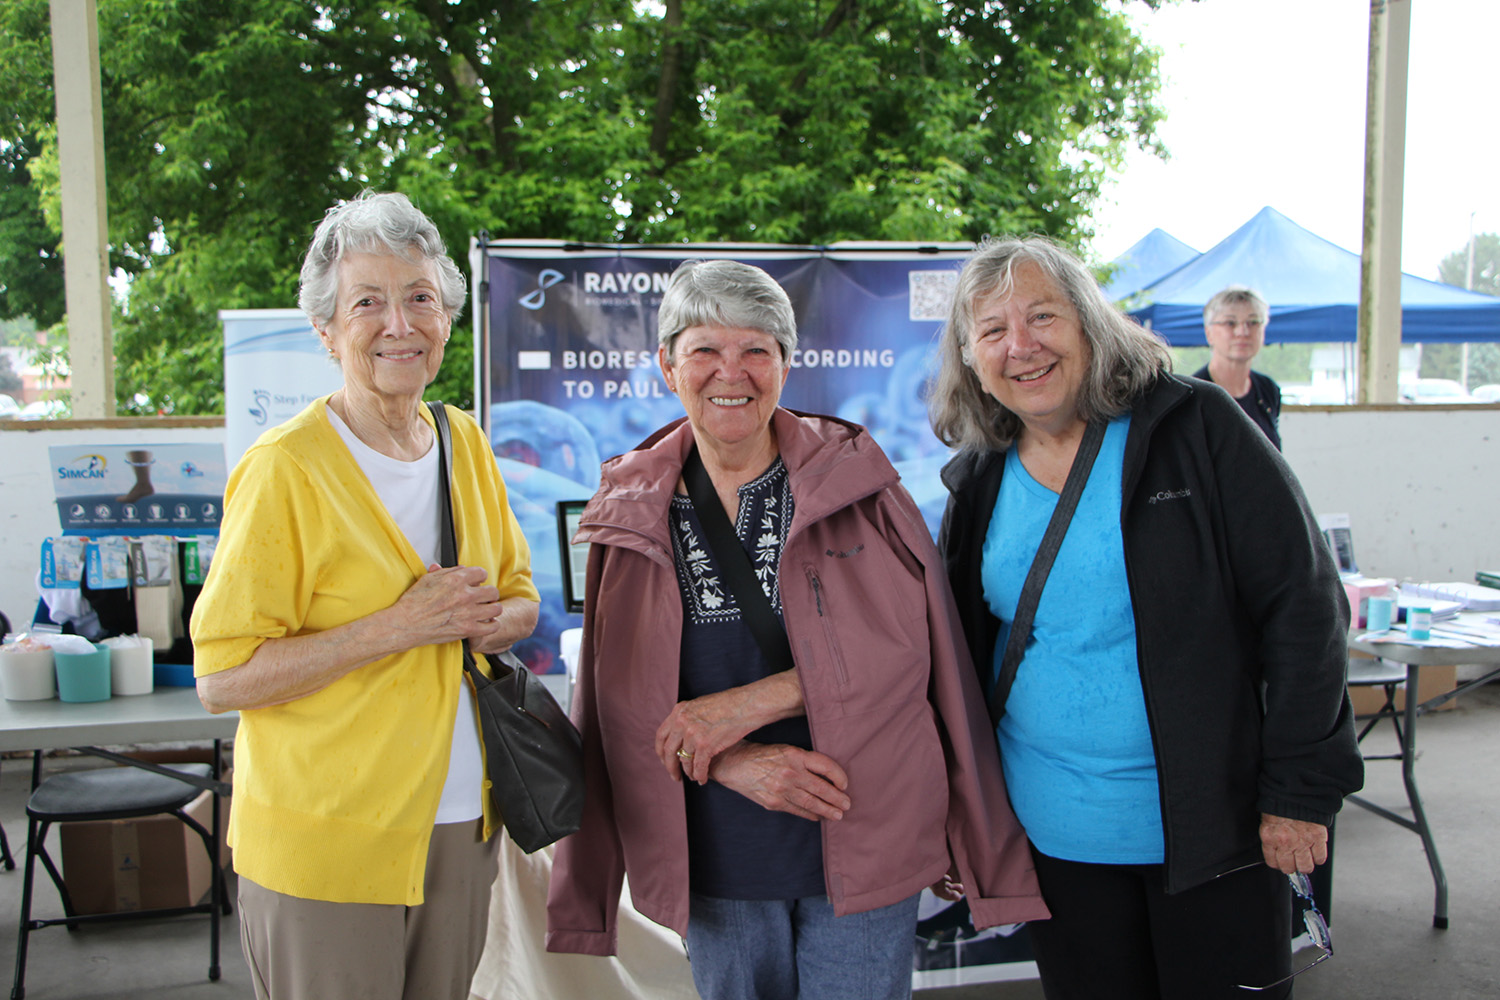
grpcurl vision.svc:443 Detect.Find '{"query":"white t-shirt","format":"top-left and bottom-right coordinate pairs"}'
top-left (328, 405), bottom-right (483, 824)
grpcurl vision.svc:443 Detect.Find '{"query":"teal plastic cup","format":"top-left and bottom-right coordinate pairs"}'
top-left (53, 644), bottom-right (112, 703)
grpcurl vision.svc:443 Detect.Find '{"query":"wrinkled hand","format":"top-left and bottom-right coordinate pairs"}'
top-left (707, 742), bottom-right (851, 823)
top-left (1259, 813), bottom-right (1329, 874)
top-left (390, 564), bottom-right (505, 650)
top-left (657, 675), bottom-right (799, 783)
top-left (929, 865), bottom-right (964, 902)
top-left (470, 597), bottom-right (539, 657)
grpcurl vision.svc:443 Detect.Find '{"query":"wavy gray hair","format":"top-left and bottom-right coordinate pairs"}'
top-left (298, 191), bottom-right (466, 327)
top-left (928, 235), bottom-right (1172, 451)
top-left (657, 259), bottom-right (798, 361)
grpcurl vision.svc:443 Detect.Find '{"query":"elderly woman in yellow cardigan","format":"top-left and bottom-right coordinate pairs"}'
top-left (191, 191), bottom-right (538, 1000)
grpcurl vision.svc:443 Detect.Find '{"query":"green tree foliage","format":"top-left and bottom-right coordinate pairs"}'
top-left (1417, 342), bottom-right (1500, 392)
top-left (1439, 232), bottom-right (1500, 296)
top-left (0, 315), bottom-right (39, 348)
top-left (0, 0), bottom-right (1167, 413)
top-left (0, 2), bottom-right (64, 328)
top-left (1427, 233), bottom-right (1500, 390)
top-left (0, 350), bottom-right (22, 396)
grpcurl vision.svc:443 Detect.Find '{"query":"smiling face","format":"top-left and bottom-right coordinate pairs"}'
top-left (1205, 300), bottom-right (1267, 364)
top-left (660, 325), bottom-right (789, 464)
top-left (315, 251), bottom-right (451, 406)
top-left (966, 262), bottom-right (1092, 439)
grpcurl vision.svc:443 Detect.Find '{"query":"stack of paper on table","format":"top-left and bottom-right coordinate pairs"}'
top-left (1401, 581), bottom-right (1500, 612)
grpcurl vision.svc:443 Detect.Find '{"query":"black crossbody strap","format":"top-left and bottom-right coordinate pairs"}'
top-left (682, 446), bottom-right (796, 672)
top-left (429, 402), bottom-right (458, 568)
top-left (988, 420), bottom-right (1108, 725)
top-left (426, 401), bottom-right (503, 685)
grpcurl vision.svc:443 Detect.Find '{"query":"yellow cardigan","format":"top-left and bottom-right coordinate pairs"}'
top-left (191, 399), bottom-right (538, 905)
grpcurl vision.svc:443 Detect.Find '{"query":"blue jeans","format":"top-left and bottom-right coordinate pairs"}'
top-left (685, 891), bottom-right (920, 1000)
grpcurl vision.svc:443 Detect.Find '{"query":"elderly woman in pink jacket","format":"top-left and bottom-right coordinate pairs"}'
top-left (545, 259), bottom-right (1046, 1000)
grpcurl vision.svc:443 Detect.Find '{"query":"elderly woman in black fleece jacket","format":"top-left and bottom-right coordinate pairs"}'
top-left (929, 235), bottom-right (1362, 1000)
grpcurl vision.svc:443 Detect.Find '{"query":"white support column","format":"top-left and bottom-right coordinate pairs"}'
top-left (1357, 0), bottom-right (1411, 405)
top-left (50, 0), bottom-right (115, 417)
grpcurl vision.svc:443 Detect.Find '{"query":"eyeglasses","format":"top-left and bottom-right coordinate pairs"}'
top-left (1237, 870), bottom-right (1333, 991)
top-left (1212, 319), bottom-right (1265, 331)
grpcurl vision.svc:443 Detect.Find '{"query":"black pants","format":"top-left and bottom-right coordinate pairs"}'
top-left (1027, 847), bottom-right (1293, 1000)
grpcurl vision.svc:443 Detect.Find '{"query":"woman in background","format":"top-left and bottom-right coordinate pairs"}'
top-left (1196, 284), bottom-right (1281, 449)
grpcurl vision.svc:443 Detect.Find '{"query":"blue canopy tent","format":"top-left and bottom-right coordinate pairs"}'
top-left (1127, 207), bottom-right (1500, 345)
top-left (1102, 228), bottom-right (1199, 301)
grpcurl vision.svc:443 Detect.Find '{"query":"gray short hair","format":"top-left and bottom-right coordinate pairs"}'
top-left (928, 235), bottom-right (1172, 451)
top-left (1203, 285), bottom-right (1270, 327)
top-left (657, 260), bottom-right (798, 361)
top-left (298, 191), bottom-right (466, 327)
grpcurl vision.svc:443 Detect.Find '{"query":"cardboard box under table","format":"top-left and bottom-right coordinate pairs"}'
top-left (58, 757), bottom-right (231, 916)
top-left (1348, 654), bottom-right (1456, 715)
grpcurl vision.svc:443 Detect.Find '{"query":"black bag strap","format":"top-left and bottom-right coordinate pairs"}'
top-left (427, 401), bottom-right (507, 685)
top-left (682, 445), bottom-right (795, 672)
top-left (988, 420), bottom-right (1107, 725)
top-left (429, 401), bottom-right (458, 568)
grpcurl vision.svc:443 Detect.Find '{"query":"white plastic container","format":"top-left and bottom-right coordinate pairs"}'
top-left (104, 636), bottom-right (155, 696)
top-left (0, 647), bottom-right (57, 700)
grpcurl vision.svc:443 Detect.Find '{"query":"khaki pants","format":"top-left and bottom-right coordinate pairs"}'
top-left (238, 820), bottom-right (499, 1000)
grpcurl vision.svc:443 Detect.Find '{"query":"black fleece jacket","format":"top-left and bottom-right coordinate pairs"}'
top-left (939, 373), bottom-right (1363, 894)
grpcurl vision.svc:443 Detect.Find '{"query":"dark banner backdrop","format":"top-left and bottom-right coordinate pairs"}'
top-left (478, 242), bottom-right (973, 675)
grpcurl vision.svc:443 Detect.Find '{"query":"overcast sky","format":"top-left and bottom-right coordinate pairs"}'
top-left (1088, 0), bottom-right (1499, 282)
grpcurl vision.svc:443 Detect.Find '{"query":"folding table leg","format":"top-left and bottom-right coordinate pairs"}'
top-left (1345, 663), bottom-right (1450, 929)
top-left (11, 817), bottom-right (39, 1000)
top-left (1402, 664), bottom-right (1449, 928)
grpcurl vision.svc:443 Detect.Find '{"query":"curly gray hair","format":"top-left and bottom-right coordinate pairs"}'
top-left (928, 235), bottom-right (1171, 451)
top-left (298, 190), bottom-right (466, 327)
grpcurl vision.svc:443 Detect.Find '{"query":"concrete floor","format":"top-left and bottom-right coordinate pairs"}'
top-left (0, 684), bottom-right (1497, 999)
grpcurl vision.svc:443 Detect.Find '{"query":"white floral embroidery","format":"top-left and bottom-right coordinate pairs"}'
top-left (674, 520), bottom-right (728, 619)
top-left (671, 458), bottom-right (793, 624)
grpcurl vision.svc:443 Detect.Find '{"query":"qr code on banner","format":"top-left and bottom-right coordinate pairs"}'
top-left (909, 270), bottom-right (957, 321)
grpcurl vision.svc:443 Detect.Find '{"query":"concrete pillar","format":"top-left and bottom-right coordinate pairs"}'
top-left (50, 0), bottom-right (115, 417)
top-left (1357, 0), bottom-right (1410, 405)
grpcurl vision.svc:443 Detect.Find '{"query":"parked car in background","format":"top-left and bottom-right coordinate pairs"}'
top-left (0, 394), bottom-right (19, 419)
top-left (17, 398), bottom-right (68, 419)
top-left (1280, 383), bottom-right (1313, 406)
top-left (1280, 383), bottom-right (1350, 406)
top-left (1471, 384), bottom-right (1500, 403)
top-left (1398, 378), bottom-right (1484, 404)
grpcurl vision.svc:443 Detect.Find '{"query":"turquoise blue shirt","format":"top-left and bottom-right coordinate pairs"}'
top-left (982, 415), bottom-right (1164, 864)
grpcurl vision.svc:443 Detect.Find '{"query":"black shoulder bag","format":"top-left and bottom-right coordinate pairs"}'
top-left (987, 420), bottom-right (1107, 725)
top-left (428, 401), bottom-right (585, 853)
top-left (681, 446), bottom-right (795, 672)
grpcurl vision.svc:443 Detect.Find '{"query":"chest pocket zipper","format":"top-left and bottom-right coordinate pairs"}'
top-left (806, 569), bottom-right (850, 686)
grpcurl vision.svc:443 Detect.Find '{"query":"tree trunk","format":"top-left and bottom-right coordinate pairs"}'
top-left (648, 0), bottom-right (684, 167)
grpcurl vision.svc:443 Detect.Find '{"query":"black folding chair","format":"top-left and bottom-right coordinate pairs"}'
top-left (10, 755), bottom-right (230, 1000)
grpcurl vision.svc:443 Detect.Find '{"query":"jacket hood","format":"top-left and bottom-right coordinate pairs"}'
top-left (579, 408), bottom-right (898, 555)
